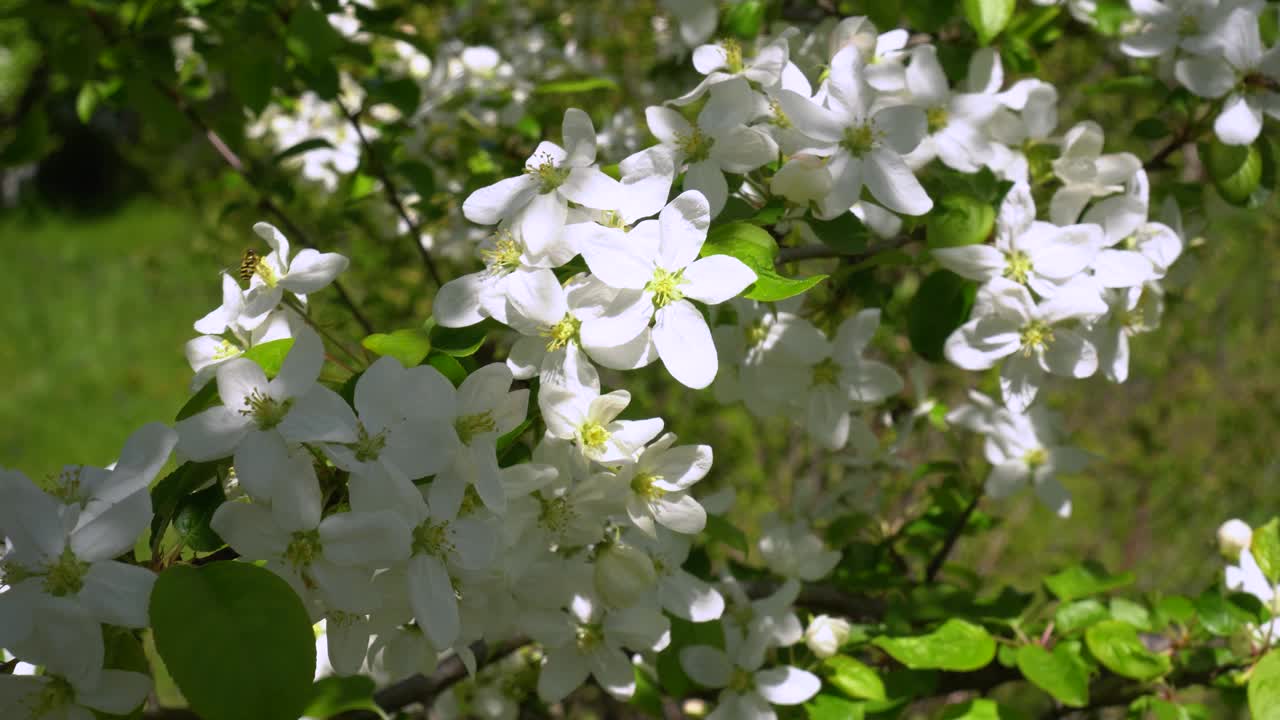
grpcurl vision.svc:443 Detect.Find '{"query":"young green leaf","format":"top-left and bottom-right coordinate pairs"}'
top-left (1084, 620), bottom-right (1171, 681)
top-left (362, 328), bottom-right (432, 367)
top-left (873, 619), bottom-right (996, 671)
top-left (1016, 643), bottom-right (1090, 708)
top-left (964, 0), bottom-right (1015, 44)
top-left (150, 563), bottom-right (316, 720)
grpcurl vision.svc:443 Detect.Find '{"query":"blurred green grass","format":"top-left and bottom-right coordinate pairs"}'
top-left (0, 202), bottom-right (219, 477)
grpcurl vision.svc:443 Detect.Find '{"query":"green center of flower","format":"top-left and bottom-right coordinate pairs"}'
top-left (729, 668), bottom-right (755, 692)
top-left (926, 106), bottom-right (949, 134)
top-left (543, 313), bottom-right (581, 352)
top-left (578, 420), bottom-right (611, 451)
top-left (284, 529), bottom-right (322, 569)
top-left (745, 320), bottom-right (769, 348)
top-left (630, 471), bottom-right (665, 500)
top-left (575, 622), bottom-right (604, 653)
top-left (1, 558), bottom-right (38, 585)
top-left (47, 466), bottom-right (84, 505)
top-left (527, 157), bottom-right (570, 193)
top-left (213, 339), bottom-right (242, 361)
top-left (646, 267), bottom-right (686, 310)
top-left (812, 357), bottom-right (840, 386)
top-left (239, 389), bottom-right (294, 430)
top-left (722, 39), bottom-right (744, 73)
top-left (481, 230), bottom-right (523, 274)
top-left (42, 546), bottom-right (90, 597)
top-left (1024, 447), bottom-right (1048, 469)
top-left (677, 127), bottom-right (716, 163)
top-left (769, 97), bottom-right (791, 129)
top-left (456, 411), bottom-right (497, 445)
top-left (841, 123), bottom-right (878, 157)
top-left (252, 255), bottom-right (279, 288)
top-left (353, 423), bottom-right (388, 462)
top-left (537, 493), bottom-right (578, 534)
top-left (601, 210), bottom-right (627, 229)
top-left (1177, 14), bottom-right (1199, 36)
top-left (1004, 250), bottom-right (1033, 284)
top-left (412, 520), bottom-right (454, 558)
top-left (30, 676), bottom-right (75, 719)
top-left (1020, 320), bottom-right (1055, 353)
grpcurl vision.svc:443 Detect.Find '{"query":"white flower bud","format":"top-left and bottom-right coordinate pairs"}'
top-left (594, 542), bottom-right (657, 608)
top-left (804, 614), bottom-right (852, 659)
top-left (1218, 519), bottom-right (1252, 561)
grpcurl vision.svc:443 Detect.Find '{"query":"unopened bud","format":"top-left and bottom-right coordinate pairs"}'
top-left (1218, 519), bottom-right (1252, 562)
top-left (594, 543), bottom-right (657, 608)
top-left (804, 614), bottom-right (852, 659)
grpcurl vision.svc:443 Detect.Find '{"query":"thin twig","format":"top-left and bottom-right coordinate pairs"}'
top-left (775, 231), bottom-right (920, 265)
top-left (83, 8), bottom-right (373, 333)
top-left (334, 97), bottom-right (444, 287)
top-left (155, 83), bottom-right (375, 333)
top-left (924, 493), bottom-right (981, 583)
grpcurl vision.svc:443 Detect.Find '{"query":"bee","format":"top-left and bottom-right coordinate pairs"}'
top-left (238, 248), bottom-right (261, 282)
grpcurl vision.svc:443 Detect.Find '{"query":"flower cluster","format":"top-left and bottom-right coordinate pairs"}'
top-left (1121, 0), bottom-right (1279, 146)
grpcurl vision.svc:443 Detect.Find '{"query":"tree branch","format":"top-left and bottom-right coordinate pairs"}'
top-left (334, 97), bottom-right (444, 287)
top-left (775, 232), bottom-right (919, 266)
top-left (924, 494), bottom-right (982, 583)
top-left (154, 82), bottom-right (374, 333)
top-left (82, 9), bottom-right (373, 333)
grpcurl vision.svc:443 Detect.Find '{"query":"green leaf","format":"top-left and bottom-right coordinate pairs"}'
top-left (1054, 598), bottom-right (1110, 634)
top-left (1132, 117), bottom-right (1171, 140)
top-left (1016, 643), bottom-right (1089, 708)
top-left (745, 270), bottom-right (828, 301)
top-left (1252, 518), bottom-right (1280, 584)
top-left (963, 0), bottom-right (1015, 43)
top-left (150, 563), bottom-right (316, 720)
top-left (723, 0), bottom-right (766, 38)
top-left (1204, 139), bottom-right (1263, 206)
top-left (1249, 649), bottom-right (1280, 720)
top-left (825, 655), bottom-right (887, 701)
top-left (806, 694), bottom-right (865, 720)
top-left (172, 484), bottom-right (226, 553)
top-left (534, 77), bottom-right (619, 94)
top-left (809, 213), bottom-right (870, 253)
top-left (1154, 596), bottom-right (1196, 626)
top-left (704, 513), bottom-right (749, 554)
top-left (908, 270), bottom-right (976, 363)
top-left (1044, 561), bottom-right (1134, 602)
top-left (939, 699), bottom-right (1024, 719)
top-left (398, 160), bottom-right (437, 199)
top-left (629, 666), bottom-right (664, 718)
top-left (1084, 620), bottom-right (1171, 681)
top-left (426, 352), bottom-right (467, 386)
top-left (1109, 597), bottom-right (1153, 629)
top-left (926, 193), bottom-right (995, 248)
top-left (150, 461), bottom-right (222, 546)
top-left (286, 1), bottom-right (343, 67)
top-left (227, 40), bottom-right (279, 115)
top-left (1195, 590), bottom-right (1267, 636)
top-left (274, 138), bottom-right (335, 164)
top-left (303, 676), bottom-right (385, 719)
top-left (701, 222), bottom-right (826, 302)
top-left (362, 328), bottom-right (432, 367)
top-left (428, 322), bottom-right (489, 357)
top-left (873, 619), bottom-right (996, 671)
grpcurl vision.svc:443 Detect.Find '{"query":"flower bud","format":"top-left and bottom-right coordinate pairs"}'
top-left (594, 542), bottom-right (657, 608)
top-left (1218, 519), bottom-right (1252, 562)
top-left (804, 614), bottom-right (852, 659)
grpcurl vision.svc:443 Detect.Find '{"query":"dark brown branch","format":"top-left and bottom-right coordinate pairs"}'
top-left (145, 637), bottom-right (530, 720)
top-left (776, 231), bottom-right (920, 266)
top-left (336, 636), bottom-right (530, 719)
top-left (924, 494), bottom-right (981, 583)
top-left (155, 83), bottom-right (374, 333)
top-left (334, 97), bottom-right (444, 287)
top-left (84, 8), bottom-right (373, 333)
